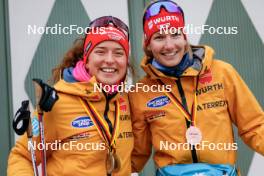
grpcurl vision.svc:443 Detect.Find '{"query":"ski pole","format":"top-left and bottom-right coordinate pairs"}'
top-left (13, 100), bottom-right (39, 176)
top-left (32, 78), bottom-right (59, 176)
top-left (33, 79), bottom-right (47, 176)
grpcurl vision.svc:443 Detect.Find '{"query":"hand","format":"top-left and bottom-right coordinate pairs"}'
top-left (32, 78), bottom-right (59, 112)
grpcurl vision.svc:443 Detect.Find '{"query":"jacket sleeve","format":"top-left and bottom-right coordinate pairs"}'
top-left (7, 110), bottom-right (57, 176)
top-left (129, 92), bottom-right (152, 173)
top-left (224, 64), bottom-right (264, 155)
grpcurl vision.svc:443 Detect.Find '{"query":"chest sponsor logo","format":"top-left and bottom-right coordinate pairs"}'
top-left (118, 131), bottom-right (133, 139)
top-left (71, 116), bottom-right (94, 128)
top-left (147, 96), bottom-right (170, 108)
top-left (67, 131), bottom-right (95, 141)
top-left (120, 115), bottom-right (131, 121)
top-left (196, 83), bottom-right (223, 95)
top-left (144, 110), bottom-right (166, 122)
top-left (199, 69), bottom-right (213, 84)
top-left (197, 100), bottom-right (228, 111)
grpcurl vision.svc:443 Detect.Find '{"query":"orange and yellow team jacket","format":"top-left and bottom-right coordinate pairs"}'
top-left (8, 77), bottom-right (133, 176)
top-left (129, 45), bottom-right (264, 172)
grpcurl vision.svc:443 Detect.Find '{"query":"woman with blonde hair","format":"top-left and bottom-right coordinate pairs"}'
top-left (129, 1), bottom-right (264, 175)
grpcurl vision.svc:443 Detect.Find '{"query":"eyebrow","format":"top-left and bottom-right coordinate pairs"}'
top-left (95, 47), bottom-right (124, 50)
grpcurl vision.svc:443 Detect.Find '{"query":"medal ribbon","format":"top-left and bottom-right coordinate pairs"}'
top-left (157, 78), bottom-right (198, 126)
top-left (79, 98), bottom-right (120, 148)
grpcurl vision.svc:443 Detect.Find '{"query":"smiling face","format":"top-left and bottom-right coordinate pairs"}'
top-left (147, 30), bottom-right (187, 67)
top-left (85, 41), bottom-right (127, 85)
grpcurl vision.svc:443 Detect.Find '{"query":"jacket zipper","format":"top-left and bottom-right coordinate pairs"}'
top-left (176, 78), bottom-right (198, 163)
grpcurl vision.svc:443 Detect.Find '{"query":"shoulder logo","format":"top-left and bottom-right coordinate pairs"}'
top-left (119, 97), bottom-right (127, 112)
top-left (72, 116), bottom-right (94, 128)
top-left (147, 96), bottom-right (170, 108)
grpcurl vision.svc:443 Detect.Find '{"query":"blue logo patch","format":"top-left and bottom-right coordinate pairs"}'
top-left (72, 116), bottom-right (94, 128)
top-left (147, 96), bottom-right (170, 108)
top-left (32, 116), bottom-right (39, 137)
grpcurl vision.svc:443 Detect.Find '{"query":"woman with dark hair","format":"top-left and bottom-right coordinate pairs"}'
top-left (129, 1), bottom-right (264, 175)
top-left (8, 16), bottom-right (133, 176)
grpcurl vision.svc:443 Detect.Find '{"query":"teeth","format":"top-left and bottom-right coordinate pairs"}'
top-left (163, 52), bottom-right (176, 56)
top-left (101, 68), bottom-right (116, 73)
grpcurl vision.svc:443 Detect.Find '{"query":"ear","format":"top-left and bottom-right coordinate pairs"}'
top-left (85, 60), bottom-right (89, 70)
top-left (184, 40), bottom-right (189, 52)
top-left (146, 44), bottom-right (151, 51)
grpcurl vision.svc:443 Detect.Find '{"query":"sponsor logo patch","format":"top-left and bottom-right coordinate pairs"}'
top-left (67, 131), bottom-right (94, 141)
top-left (120, 115), bottom-right (131, 121)
top-left (108, 33), bottom-right (122, 41)
top-left (148, 20), bottom-right (153, 29)
top-left (199, 69), bottom-right (212, 84)
top-left (152, 15), bottom-right (180, 25)
top-left (144, 110), bottom-right (166, 122)
top-left (84, 41), bottom-right (92, 55)
top-left (32, 116), bottom-right (39, 137)
top-left (158, 23), bottom-right (171, 30)
top-left (118, 131), bottom-right (133, 139)
top-left (72, 116), bottom-right (94, 128)
top-left (119, 97), bottom-right (127, 112)
top-left (147, 96), bottom-right (170, 108)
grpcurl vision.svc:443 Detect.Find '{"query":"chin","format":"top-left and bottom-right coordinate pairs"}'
top-left (99, 80), bottom-right (118, 85)
top-left (161, 61), bottom-right (181, 67)
top-left (157, 57), bottom-right (180, 67)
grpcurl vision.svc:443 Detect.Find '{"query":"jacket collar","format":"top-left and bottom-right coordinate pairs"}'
top-left (141, 45), bottom-right (214, 80)
top-left (55, 76), bottom-right (120, 103)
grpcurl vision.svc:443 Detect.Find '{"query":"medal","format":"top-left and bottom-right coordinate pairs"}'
top-left (113, 152), bottom-right (121, 171)
top-left (106, 150), bottom-right (115, 174)
top-left (79, 98), bottom-right (121, 174)
top-left (106, 150), bottom-right (121, 174)
top-left (186, 126), bottom-right (202, 145)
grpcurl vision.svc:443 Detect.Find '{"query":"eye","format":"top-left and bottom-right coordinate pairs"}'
top-left (153, 34), bottom-right (164, 40)
top-left (94, 49), bottom-right (105, 55)
top-left (114, 50), bottom-right (125, 57)
top-left (171, 32), bottom-right (181, 38)
top-left (171, 30), bottom-right (183, 38)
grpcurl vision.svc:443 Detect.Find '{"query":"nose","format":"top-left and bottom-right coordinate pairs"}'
top-left (163, 36), bottom-right (174, 50)
top-left (104, 51), bottom-right (115, 64)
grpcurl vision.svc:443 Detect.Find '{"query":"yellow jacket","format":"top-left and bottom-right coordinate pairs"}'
top-left (8, 77), bottom-right (133, 176)
top-left (129, 45), bottom-right (264, 172)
